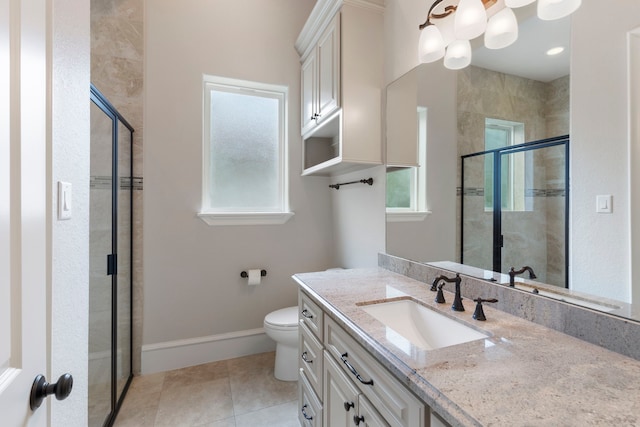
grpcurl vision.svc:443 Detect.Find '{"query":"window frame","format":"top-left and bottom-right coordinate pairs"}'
top-left (386, 106), bottom-right (429, 222)
top-left (484, 118), bottom-right (526, 213)
top-left (198, 75), bottom-right (293, 226)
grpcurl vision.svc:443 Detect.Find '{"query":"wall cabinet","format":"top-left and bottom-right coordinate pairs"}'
top-left (296, 0), bottom-right (383, 176)
top-left (301, 14), bottom-right (340, 136)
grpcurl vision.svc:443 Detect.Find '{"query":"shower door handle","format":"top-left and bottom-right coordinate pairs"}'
top-left (107, 253), bottom-right (117, 275)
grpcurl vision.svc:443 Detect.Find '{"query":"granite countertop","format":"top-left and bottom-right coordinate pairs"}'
top-left (293, 268), bottom-right (640, 427)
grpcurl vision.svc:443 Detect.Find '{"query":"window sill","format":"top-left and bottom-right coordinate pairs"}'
top-left (197, 211), bottom-right (294, 226)
top-left (386, 211), bottom-right (431, 223)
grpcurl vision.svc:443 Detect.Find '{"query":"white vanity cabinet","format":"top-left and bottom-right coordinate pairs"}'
top-left (298, 292), bottom-right (325, 426)
top-left (296, 0), bottom-right (383, 176)
top-left (324, 352), bottom-right (389, 427)
top-left (324, 316), bottom-right (425, 427)
top-left (298, 289), bottom-right (427, 427)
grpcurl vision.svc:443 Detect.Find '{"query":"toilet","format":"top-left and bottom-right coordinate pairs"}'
top-left (264, 306), bottom-right (299, 381)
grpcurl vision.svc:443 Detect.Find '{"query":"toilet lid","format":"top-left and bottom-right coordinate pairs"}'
top-left (264, 306), bottom-right (298, 327)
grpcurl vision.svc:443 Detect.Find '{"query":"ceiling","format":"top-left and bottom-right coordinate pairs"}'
top-left (470, 3), bottom-right (572, 82)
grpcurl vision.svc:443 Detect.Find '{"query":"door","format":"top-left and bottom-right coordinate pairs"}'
top-left (500, 142), bottom-right (569, 287)
top-left (316, 14), bottom-right (340, 122)
top-left (324, 353), bottom-right (359, 427)
top-left (0, 0), bottom-right (48, 424)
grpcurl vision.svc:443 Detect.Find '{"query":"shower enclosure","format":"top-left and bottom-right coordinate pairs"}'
top-left (461, 136), bottom-right (569, 288)
top-left (89, 84), bottom-right (133, 426)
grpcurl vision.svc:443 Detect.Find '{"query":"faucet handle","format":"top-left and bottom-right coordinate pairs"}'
top-left (435, 283), bottom-right (446, 304)
top-left (472, 298), bottom-right (498, 321)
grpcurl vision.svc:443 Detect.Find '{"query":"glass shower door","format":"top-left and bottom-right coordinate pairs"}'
top-left (116, 120), bottom-right (132, 402)
top-left (500, 143), bottom-right (568, 287)
top-left (89, 84), bottom-right (134, 427)
top-left (461, 137), bottom-right (569, 287)
top-left (461, 152), bottom-right (494, 272)
top-left (88, 100), bottom-right (114, 427)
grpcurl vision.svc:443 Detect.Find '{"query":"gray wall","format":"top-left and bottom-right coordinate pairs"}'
top-left (143, 0), bottom-right (335, 353)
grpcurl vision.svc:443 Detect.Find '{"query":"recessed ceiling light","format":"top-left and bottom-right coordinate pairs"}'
top-left (546, 46), bottom-right (565, 56)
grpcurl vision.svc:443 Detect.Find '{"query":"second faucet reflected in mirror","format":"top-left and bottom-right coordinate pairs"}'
top-left (508, 266), bottom-right (537, 287)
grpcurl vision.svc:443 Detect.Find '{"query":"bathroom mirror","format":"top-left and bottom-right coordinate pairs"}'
top-left (385, 2), bottom-right (640, 320)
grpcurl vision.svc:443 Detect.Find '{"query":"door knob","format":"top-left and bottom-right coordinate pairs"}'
top-left (30, 373), bottom-right (73, 411)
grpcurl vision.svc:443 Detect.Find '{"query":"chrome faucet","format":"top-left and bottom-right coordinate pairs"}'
top-left (508, 266), bottom-right (537, 287)
top-left (430, 274), bottom-right (464, 312)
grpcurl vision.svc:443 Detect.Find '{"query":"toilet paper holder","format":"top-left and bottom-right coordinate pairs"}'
top-left (240, 269), bottom-right (267, 278)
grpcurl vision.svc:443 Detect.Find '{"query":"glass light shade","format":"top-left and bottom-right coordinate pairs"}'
top-left (444, 40), bottom-right (472, 70)
top-left (454, 0), bottom-right (488, 40)
top-left (419, 24), bottom-right (446, 63)
top-left (484, 7), bottom-right (518, 49)
top-left (438, 13), bottom-right (457, 47)
top-left (505, 0), bottom-right (535, 7)
top-left (537, 0), bottom-right (582, 20)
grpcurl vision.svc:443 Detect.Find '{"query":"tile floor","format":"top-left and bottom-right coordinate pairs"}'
top-left (113, 352), bottom-right (299, 427)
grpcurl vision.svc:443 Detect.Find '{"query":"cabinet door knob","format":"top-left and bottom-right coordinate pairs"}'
top-left (301, 351), bottom-right (313, 364)
top-left (353, 415), bottom-right (365, 425)
top-left (344, 401), bottom-right (355, 412)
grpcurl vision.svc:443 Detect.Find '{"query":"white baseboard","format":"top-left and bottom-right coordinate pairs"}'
top-left (141, 328), bottom-right (276, 375)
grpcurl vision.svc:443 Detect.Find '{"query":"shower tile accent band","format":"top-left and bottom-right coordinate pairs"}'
top-left (91, 176), bottom-right (144, 191)
top-left (457, 187), bottom-right (565, 197)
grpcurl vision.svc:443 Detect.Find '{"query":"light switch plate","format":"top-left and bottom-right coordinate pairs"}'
top-left (58, 181), bottom-right (72, 220)
top-left (596, 194), bottom-right (612, 214)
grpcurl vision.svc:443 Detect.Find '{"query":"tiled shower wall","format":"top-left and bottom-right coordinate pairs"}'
top-left (456, 66), bottom-right (570, 287)
top-left (91, 0), bottom-right (144, 374)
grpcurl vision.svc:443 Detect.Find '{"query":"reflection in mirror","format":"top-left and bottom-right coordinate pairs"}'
top-left (461, 136), bottom-right (568, 288)
top-left (385, 1), bottom-right (640, 321)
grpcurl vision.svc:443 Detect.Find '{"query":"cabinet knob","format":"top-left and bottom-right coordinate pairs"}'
top-left (301, 351), bottom-right (313, 364)
top-left (344, 401), bottom-right (354, 412)
top-left (353, 415), bottom-right (365, 425)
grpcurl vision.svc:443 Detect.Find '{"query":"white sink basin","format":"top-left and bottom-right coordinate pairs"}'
top-left (359, 299), bottom-right (489, 351)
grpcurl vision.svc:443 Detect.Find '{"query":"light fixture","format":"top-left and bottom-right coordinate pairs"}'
top-left (444, 39), bottom-right (472, 69)
top-left (484, 7), bottom-right (518, 49)
top-left (546, 46), bottom-right (565, 56)
top-left (418, 0), bottom-right (582, 69)
top-left (454, 0), bottom-right (488, 40)
top-left (537, 0), bottom-right (581, 20)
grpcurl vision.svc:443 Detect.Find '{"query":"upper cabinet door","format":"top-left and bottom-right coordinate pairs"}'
top-left (301, 50), bottom-right (317, 135)
top-left (316, 13), bottom-right (340, 122)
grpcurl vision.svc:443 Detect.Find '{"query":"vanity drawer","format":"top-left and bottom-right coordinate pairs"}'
top-left (299, 320), bottom-right (324, 399)
top-left (299, 291), bottom-right (324, 341)
top-left (324, 317), bottom-right (424, 427)
top-left (299, 368), bottom-right (323, 427)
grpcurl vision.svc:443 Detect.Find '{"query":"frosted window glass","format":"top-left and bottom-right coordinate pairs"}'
top-left (208, 88), bottom-right (282, 211)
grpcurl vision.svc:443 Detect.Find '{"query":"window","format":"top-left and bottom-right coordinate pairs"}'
top-left (386, 107), bottom-right (428, 222)
top-left (198, 75), bottom-right (293, 225)
top-left (484, 118), bottom-right (525, 211)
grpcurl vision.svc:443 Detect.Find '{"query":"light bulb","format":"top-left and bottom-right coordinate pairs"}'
top-left (537, 0), bottom-right (582, 20)
top-left (485, 7), bottom-right (518, 49)
top-left (454, 0), bottom-right (488, 40)
top-left (505, 0), bottom-right (535, 7)
top-left (444, 40), bottom-right (472, 70)
top-left (418, 24), bottom-right (446, 63)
